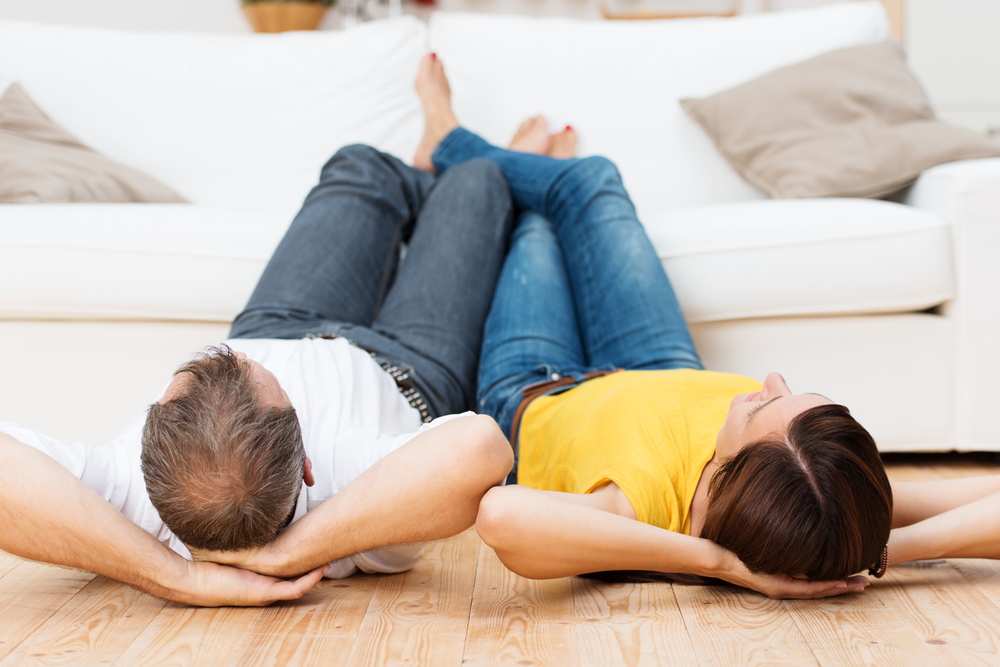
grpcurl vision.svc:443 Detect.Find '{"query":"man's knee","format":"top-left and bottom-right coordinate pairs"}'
top-left (320, 144), bottom-right (385, 175)
top-left (439, 158), bottom-right (510, 207)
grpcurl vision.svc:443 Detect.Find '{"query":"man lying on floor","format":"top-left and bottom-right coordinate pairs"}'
top-left (0, 142), bottom-right (515, 607)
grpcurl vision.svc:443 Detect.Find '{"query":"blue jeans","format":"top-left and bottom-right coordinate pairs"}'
top-left (230, 144), bottom-right (515, 417)
top-left (432, 129), bottom-right (703, 477)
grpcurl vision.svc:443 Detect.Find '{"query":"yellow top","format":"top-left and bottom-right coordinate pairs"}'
top-left (517, 369), bottom-right (761, 535)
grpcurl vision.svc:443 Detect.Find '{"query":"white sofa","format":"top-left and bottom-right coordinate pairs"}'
top-left (0, 2), bottom-right (997, 454)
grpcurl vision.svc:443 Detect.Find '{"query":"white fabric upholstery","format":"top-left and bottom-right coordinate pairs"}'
top-left (0, 320), bottom-right (230, 446)
top-left (691, 313), bottom-right (955, 452)
top-left (428, 2), bottom-right (890, 217)
top-left (0, 205), bottom-right (289, 321)
top-left (904, 158), bottom-right (1000, 450)
top-left (0, 199), bottom-right (953, 325)
top-left (0, 18), bottom-right (426, 211)
top-left (645, 199), bottom-right (953, 323)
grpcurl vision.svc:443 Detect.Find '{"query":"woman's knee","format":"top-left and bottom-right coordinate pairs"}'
top-left (565, 155), bottom-right (623, 191)
top-left (511, 211), bottom-right (556, 245)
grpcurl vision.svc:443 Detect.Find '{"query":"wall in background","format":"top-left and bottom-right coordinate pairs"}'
top-left (0, 0), bottom-right (996, 133)
top-left (908, 0), bottom-right (1000, 135)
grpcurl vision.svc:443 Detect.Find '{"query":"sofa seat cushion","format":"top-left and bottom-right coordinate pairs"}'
top-left (0, 204), bottom-right (289, 321)
top-left (644, 198), bottom-right (954, 323)
top-left (0, 199), bottom-right (953, 325)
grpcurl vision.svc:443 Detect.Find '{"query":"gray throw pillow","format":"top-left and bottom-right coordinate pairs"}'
top-left (0, 83), bottom-right (187, 203)
top-left (680, 41), bottom-right (1000, 199)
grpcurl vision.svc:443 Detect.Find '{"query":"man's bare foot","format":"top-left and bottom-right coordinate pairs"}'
top-left (548, 125), bottom-right (578, 159)
top-left (414, 53), bottom-right (459, 173)
top-left (508, 116), bottom-right (551, 155)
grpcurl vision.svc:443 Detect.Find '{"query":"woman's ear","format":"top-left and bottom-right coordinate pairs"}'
top-left (303, 457), bottom-right (315, 487)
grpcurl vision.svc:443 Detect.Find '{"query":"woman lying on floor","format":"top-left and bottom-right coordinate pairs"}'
top-left (413, 54), bottom-right (1000, 596)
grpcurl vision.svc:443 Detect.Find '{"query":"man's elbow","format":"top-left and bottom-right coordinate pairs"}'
top-left (455, 414), bottom-right (513, 486)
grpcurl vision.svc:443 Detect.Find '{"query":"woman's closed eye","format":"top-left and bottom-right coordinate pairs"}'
top-left (744, 402), bottom-right (767, 425)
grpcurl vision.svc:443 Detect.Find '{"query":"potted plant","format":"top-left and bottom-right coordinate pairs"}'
top-left (241, 0), bottom-right (336, 33)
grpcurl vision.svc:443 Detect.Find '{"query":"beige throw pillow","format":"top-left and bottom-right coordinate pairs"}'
top-left (0, 83), bottom-right (186, 203)
top-left (680, 42), bottom-right (1000, 199)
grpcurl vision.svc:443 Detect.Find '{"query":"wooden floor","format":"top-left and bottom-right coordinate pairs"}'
top-left (3, 454), bottom-right (1000, 667)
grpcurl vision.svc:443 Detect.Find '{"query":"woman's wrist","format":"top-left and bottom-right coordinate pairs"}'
top-left (888, 524), bottom-right (933, 566)
top-left (687, 539), bottom-right (737, 581)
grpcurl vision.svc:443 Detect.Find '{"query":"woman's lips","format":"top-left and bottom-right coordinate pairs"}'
top-left (745, 391), bottom-right (761, 403)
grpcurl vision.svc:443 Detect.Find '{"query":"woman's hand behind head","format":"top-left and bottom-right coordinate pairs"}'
top-left (743, 571), bottom-right (869, 600)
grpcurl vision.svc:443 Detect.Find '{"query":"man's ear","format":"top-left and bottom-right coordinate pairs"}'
top-left (303, 456), bottom-right (315, 487)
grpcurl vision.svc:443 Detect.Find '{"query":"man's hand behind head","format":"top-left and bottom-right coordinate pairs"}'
top-left (173, 559), bottom-right (328, 607)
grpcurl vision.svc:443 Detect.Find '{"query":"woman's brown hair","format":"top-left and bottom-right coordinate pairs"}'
top-left (699, 403), bottom-right (892, 581)
top-left (582, 404), bottom-right (891, 585)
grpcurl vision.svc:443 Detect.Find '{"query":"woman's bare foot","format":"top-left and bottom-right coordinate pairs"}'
top-left (508, 116), bottom-right (551, 155)
top-left (414, 53), bottom-right (459, 173)
top-left (548, 125), bottom-right (578, 159)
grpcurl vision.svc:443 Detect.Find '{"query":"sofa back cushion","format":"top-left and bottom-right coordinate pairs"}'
top-left (0, 18), bottom-right (426, 210)
top-left (429, 2), bottom-right (890, 218)
top-left (0, 83), bottom-right (187, 203)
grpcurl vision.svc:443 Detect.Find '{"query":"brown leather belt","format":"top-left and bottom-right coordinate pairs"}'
top-left (508, 369), bottom-right (619, 453)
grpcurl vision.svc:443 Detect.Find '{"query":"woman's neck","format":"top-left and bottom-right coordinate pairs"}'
top-left (689, 455), bottom-right (718, 538)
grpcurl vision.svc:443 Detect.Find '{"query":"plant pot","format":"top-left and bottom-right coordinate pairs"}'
top-left (242, 2), bottom-right (328, 33)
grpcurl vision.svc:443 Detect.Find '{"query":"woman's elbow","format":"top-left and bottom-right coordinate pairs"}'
top-left (476, 486), bottom-right (518, 549)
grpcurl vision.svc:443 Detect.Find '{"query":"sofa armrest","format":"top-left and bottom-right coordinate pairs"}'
top-left (904, 158), bottom-right (1000, 449)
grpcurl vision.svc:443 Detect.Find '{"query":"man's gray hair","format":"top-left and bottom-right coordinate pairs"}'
top-left (141, 345), bottom-right (305, 551)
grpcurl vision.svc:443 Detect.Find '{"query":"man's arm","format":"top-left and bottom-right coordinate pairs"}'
top-left (201, 414), bottom-right (513, 577)
top-left (891, 475), bottom-right (1000, 528)
top-left (890, 487), bottom-right (1000, 565)
top-left (0, 433), bottom-right (325, 606)
top-left (474, 484), bottom-right (868, 600)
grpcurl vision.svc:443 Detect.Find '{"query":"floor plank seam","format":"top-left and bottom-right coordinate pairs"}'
top-left (459, 529), bottom-right (482, 665)
top-left (780, 598), bottom-right (824, 667)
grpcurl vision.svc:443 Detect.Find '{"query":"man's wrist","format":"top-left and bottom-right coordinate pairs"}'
top-left (123, 548), bottom-right (198, 604)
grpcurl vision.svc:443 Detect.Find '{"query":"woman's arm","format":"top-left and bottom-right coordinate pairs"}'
top-left (890, 487), bottom-right (1000, 564)
top-left (0, 433), bottom-right (325, 606)
top-left (198, 415), bottom-right (514, 578)
top-left (475, 485), bottom-right (867, 599)
top-left (891, 475), bottom-right (1000, 528)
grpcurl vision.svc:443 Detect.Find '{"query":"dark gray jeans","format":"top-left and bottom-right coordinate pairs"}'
top-left (229, 145), bottom-right (515, 418)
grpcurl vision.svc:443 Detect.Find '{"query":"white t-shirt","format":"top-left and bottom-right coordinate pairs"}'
top-left (0, 337), bottom-right (466, 578)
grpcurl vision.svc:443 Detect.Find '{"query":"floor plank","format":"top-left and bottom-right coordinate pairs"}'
top-left (0, 562), bottom-right (95, 661)
top-left (783, 587), bottom-right (944, 667)
top-left (463, 545), bottom-right (575, 666)
top-left (875, 560), bottom-right (1000, 666)
top-left (947, 559), bottom-right (1000, 614)
top-left (345, 529), bottom-right (481, 667)
top-left (111, 604), bottom-right (265, 666)
top-left (0, 575), bottom-right (166, 667)
top-left (573, 578), bottom-right (698, 667)
top-left (674, 584), bottom-right (817, 667)
top-left (0, 552), bottom-right (22, 580)
top-left (2, 454), bottom-right (1000, 667)
top-left (225, 574), bottom-right (379, 667)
